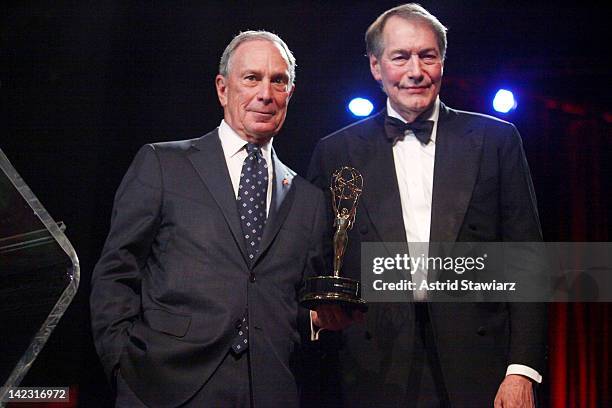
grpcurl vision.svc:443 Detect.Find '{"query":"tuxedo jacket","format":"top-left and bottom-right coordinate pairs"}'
top-left (90, 129), bottom-right (327, 408)
top-left (307, 104), bottom-right (547, 407)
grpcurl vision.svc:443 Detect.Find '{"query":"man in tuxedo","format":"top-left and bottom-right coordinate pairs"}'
top-left (308, 4), bottom-right (546, 407)
top-left (90, 31), bottom-right (327, 407)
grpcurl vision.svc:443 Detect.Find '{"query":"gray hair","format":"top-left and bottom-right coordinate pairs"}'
top-left (219, 30), bottom-right (296, 88)
top-left (365, 3), bottom-right (448, 60)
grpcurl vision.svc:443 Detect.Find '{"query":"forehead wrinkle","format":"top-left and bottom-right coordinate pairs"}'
top-left (381, 17), bottom-right (439, 53)
top-left (238, 40), bottom-right (286, 61)
top-left (386, 46), bottom-right (437, 56)
top-left (229, 40), bottom-right (289, 77)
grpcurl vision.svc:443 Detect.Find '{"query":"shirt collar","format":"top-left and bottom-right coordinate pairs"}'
top-left (386, 97), bottom-right (440, 144)
top-left (218, 119), bottom-right (273, 159)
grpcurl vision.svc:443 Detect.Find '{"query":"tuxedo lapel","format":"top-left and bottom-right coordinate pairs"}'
top-left (430, 103), bottom-right (483, 243)
top-left (350, 112), bottom-right (412, 315)
top-left (253, 149), bottom-right (295, 265)
top-left (188, 130), bottom-right (249, 265)
top-left (350, 111), bottom-right (407, 249)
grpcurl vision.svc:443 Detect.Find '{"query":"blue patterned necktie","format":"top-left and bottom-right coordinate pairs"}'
top-left (237, 143), bottom-right (269, 260)
top-left (231, 315), bottom-right (249, 354)
top-left (232, 143), bottom-right (268, 355)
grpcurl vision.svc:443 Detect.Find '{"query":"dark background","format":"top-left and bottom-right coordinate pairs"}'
top-left (1, 1), bottom-right (610, 406)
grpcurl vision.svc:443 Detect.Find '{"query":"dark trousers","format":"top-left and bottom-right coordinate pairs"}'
top-left (402, 303), bottom-right (451, 408)
top-left (115, 350), bottom-right (251, 408)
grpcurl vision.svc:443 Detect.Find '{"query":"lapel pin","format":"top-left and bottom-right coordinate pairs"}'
top-left (282, 177), bottom-right (290, 186)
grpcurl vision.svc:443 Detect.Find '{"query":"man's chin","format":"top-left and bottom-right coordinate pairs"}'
top-left (244, 127), bottom-right (277, 143)
top-left (397, 97), bottom-right (435, 114)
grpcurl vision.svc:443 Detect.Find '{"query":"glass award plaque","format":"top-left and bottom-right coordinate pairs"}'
top-left (0, 148), bottom-right (79, 402)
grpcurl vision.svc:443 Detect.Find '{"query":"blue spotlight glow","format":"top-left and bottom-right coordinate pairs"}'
top-left (348, 98), bottom-right (374, 117)
top-left (493, 89), bottom-right (517, 113)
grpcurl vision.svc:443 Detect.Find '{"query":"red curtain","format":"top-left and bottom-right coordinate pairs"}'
top-left (536, 112), bottom-right (611, 407)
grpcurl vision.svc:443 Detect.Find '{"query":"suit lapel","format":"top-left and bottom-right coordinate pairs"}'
top-left (430, 103), bottom-right (483, 242)
top-left (252, 149), bottom-right (296, 266)
top-left (350, 111), bottom-right (407, 249)
top-left (350, 112), bottom-right (412, 313)
top-left (188, 130), bottom-right (249, 266)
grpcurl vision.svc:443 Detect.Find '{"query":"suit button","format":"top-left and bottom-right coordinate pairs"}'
top-left (477, 326), bottom-right (486, 336)
top-left (249, 273), bottom-right (256, 283)
top-left (359, 225), bottom-right (368, 235)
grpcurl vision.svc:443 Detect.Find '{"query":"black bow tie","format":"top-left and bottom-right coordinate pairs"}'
top-left (384, 115), bottom-right (434, 145)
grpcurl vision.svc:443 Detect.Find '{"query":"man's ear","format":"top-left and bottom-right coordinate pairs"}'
top-left (215, 74), bottom-right (227, 107)
top-left (287, 83), bottom-right (296, 101)
top-left (369, 54), bottom-right (382, 82)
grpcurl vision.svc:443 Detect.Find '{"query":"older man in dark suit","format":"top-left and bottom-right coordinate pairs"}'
top-left (309, 4), bottom-right (546, 407)
top-left (90, 31), bottom-right (327, 408)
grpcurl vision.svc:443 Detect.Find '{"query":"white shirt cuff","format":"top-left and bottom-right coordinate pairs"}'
top-left (309, 310), bottom-right (325, 341)
top-left (506, 364), bottom-right (542, 383)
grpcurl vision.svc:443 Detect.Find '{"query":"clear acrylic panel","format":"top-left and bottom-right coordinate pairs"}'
top-left (0, 148), bottom-right (79, 402)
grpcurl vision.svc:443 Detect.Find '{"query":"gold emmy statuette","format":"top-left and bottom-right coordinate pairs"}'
top-left (300, 167), bottom-right (367, 312)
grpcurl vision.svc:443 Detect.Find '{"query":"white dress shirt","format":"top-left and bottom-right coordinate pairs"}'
top-left (218, 120), bottom-right (273, 216)
top-left (389, 98), bottom-right (438, 302)
top-left (388, 98), bottom-right (542, 383)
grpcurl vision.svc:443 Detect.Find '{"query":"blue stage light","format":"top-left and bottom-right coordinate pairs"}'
top-left (348, 98), bottom-right (374, 117)
top-left (493, 89), bottom-right (517, 113)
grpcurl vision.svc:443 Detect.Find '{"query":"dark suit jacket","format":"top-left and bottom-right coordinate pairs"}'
top-left (90, 129), bottom-right (327, 408)
top-left (307, 104), bottom-right (547, 407)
